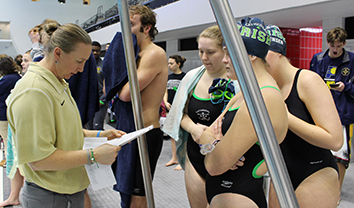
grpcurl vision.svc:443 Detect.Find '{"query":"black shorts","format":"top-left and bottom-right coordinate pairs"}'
top-left (132, 128), bottom-right (163, 196)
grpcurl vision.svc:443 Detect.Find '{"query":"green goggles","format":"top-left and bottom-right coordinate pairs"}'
top-left (211, 89), bottom-right (234, 101)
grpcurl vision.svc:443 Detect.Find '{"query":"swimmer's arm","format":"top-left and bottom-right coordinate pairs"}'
top-left (163, 89), bottom-right (171, 110)
top-left (119, 47), bottom-right (167, 101)
top-left (289, 70), bottom-right (343, 151)
top-left (180, 94), bottom-right (194, 134)
top-left (204, 89), bottom-right (287, 176)
top-left (180, 93), bottom-right (210, 143)
top-left (199, 98), bottom-right (234, 145)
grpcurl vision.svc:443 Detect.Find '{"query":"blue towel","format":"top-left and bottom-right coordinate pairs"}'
top-left (102, 32), bottom-right (139, 197)
top-left (67, 53), bottom-right (99, 125)
top-left (103, 32), bottom-right (139, 102)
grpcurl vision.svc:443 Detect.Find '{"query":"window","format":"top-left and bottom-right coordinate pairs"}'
top-left (179, 37), bottom-right (198, 51)
top-left (345, 16), bottom-right (354, 39)
top-left (155, 41), bottom-right (166, 51)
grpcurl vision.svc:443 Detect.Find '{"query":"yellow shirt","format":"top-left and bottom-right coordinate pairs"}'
top-left (7, 63), bottom-right (89, 194)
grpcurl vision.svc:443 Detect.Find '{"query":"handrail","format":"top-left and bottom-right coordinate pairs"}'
top-left (83, 0), bottom-right (180, 33)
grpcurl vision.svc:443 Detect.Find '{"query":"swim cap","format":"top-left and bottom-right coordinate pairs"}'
top-left (237, 17), bottom-right (271, 60)
top-left (266, 24), bottom-right (287, 56)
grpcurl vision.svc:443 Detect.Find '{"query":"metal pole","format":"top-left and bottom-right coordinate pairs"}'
top-left (208, 0), bottom-right (299, 207)
top-left (117, 0), bottom-right (155, 207)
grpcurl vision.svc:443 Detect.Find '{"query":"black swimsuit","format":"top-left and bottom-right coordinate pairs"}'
top-left (187, 92), bottom-right (224, 179)
top-left (205, 107), bottom-right (267, 208)
top-left (282, 69), bottom-right (338, 190)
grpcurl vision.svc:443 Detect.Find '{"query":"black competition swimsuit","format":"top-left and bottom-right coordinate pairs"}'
top-left (205, 107), bottom-right (267, 208)
top-left (282, 69), bottom-right (338, 190)
top-left (187, 92), bottom-right (224, 179)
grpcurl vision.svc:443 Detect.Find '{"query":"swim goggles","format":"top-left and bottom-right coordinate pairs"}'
top-left (209, 78), bottom-right (235, 108)
top-left (199, 140), bottom-right (220, 155)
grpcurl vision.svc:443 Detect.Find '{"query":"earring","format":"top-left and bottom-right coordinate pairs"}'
top-left (55, 60), bottom-right (58, 64)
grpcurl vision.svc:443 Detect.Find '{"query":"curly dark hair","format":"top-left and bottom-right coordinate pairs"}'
top-left (129, 5), bottom-right (158, 41)
top-left (0, 57), bottom-right (18, 76)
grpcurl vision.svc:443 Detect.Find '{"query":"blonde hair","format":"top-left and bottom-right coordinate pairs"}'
top-left (198, 25), bottom-right (223, 48)
top-left (45, 23), bottom-right (92, 53)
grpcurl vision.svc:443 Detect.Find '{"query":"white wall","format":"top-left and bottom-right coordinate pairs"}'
top-left (91, 0), bottom-right (331, 43)
top-left (0, 0), bottom-right (117, 57)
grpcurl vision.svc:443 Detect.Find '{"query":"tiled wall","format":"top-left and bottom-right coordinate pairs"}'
top-left (280, 28), bottom-right (300, 67)
top-left (280, 27), bottom-right (322, 69)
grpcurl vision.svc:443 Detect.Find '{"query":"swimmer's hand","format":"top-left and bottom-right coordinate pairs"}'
top-left (230, 156), bottom-right (245, 170)
top-left (191, 123), bottom-right (208, 144)
top-left (212, 118), bottom-right (223, 141)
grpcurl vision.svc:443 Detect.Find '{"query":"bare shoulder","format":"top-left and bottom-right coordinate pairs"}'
top-left (139, 44), bottom-right (167, 72)
top-left (261, 85), bottom-right (284, 103)
top-left (142, 44), bottom-right (166, 62)
top-left (298, 69), bottom-right (324, 84)
top-left (297, 69), bottom-right (328, 96)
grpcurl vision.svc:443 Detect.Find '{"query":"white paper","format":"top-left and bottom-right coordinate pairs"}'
top-left (83, 125), bottom-right (154, 191)
top-left (83, 137), bottom-right (116, 191)
top-left (107, 125), bottom-right (154, 146)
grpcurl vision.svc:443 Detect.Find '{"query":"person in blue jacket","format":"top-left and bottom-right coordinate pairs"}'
top-left (0, 56), bottom-right (21, 167)
top-left (309, 27), bottom-right (354, 204)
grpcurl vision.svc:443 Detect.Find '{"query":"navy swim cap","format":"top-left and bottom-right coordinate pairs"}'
top-left (266, 24), bottom-right (287, 56)
top-left (237, 17), bottom-right (271, 60)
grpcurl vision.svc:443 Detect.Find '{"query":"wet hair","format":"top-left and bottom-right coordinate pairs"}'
top-left (327, 27), bottom-right (347, 44)
top-left (44, 23), bottom-right (92, 53)
top-left (198, 25), bottom-right (223, 48)
top-left (92, 41), bottom-right (101, 48)
top-left (169, 55), bottom-right (187, 69)
top-left (0, 57), bottom-right (18, 76)
top-left (129, 5), bottom-right (158, 41)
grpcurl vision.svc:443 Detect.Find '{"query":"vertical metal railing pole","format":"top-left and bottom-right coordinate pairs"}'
top-left (209, 0), bottom-right (299, 207)
top-left (117, 0), bottom-right (155, 207)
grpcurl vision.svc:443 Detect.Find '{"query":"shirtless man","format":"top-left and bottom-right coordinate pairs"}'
top-left (118, 5), bottom-right (168, 208)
